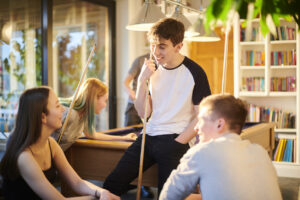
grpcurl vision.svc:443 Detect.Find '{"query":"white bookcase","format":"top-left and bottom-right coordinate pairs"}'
top-left (233, 14), bottom-right (300, 178)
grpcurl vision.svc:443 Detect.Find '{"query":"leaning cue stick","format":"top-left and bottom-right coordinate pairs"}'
top-left (136, 50), bottom-right (155, 200)
top-left (222, 10), bottom-right (236, 94)
top-left (221, 29), bottom-right (229, 94)
top-left (57, 44), bottom-right (96, 144)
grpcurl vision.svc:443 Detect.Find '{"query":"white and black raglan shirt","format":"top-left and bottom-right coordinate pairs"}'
top-left (146, 56), bottom-right (211, 136)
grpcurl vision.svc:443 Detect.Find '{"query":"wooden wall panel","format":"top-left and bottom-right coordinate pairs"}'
top-left (187, 27), bottom-right (234, 95)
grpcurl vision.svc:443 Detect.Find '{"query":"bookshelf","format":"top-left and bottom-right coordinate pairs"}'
top-left (233, 14), bottom-right (300, 178)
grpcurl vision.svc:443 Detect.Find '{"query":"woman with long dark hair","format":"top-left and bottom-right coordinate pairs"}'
top-left (0, 86), bottom-right (120, 200)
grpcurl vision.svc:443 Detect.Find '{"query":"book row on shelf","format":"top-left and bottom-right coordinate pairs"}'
top-left (240, 26), bottom-right (264, 41)
top-left (270, 26), bottom-right (297, 41)
top-left (242, 49), bottom-right (297, 67)
top-left (241, 76), bottom-right (296, 92)
top-left (273, 138), bottom-right (296, 163)
top-left (243, 50), bottom-right (265, 66)
top-left (247, 104), bottom-right (295, 129)
top-left (240, 25), bottom-right (296, 42)
top-left (242, 77), bottom-right (265, 92)
top-left (271, 50), bottom-right (297, 66)
top-left (270, 76), bottom-right (296, 92)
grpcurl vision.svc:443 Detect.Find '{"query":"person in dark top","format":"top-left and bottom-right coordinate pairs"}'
top-left (123, 53), bottom-right (149, 126)
top-left (0, 86), bottom-right (119, 200)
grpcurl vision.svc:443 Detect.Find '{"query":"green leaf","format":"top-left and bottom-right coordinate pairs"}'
top-left (260, 17), bottom-right (269, 36)
top-left (205, 0), bottom-right (300, 34)
top-left (205, 4), bottom-right (215, 33)
top-left (272, 13), bottom-right (280, 26)
top-left (237, 0), bottom-right (249, 19)
top-left (205, 0), bottom-right (235, 32)
top-left (253, 0), bottom-right (262, 18)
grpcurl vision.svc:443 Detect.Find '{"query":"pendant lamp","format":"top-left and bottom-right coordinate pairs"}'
top-left (126, 0), bottom-right (166, 31)
top-left (185, 17), bottom-right (220, 42)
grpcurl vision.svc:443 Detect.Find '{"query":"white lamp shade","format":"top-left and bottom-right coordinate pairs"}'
top-left (126, 1), bottom-right (166, 31)
top-left (171, 10), bottom-right (199, 38)
top-left (185, 17), bottom-right (220, 42)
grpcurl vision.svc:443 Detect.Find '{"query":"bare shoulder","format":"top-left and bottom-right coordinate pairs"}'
top-left (48, 137), bottom-right (63, 157)
top-left (49, 136), bottom-right (58, 146)
top-left (17, 149), bottom-right (34, 167)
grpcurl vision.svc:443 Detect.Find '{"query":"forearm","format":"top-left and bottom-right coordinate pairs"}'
top-left (175, 117), bottom-right (198, 144)
top-left (176, 105), bottom-right (199, 144)
top-left (67, 196), bottom-right (94, 200)
top-left (160, 169), bottom-right (197, 200)
top-left (124, 84), bottom-right (132, 96)
top-left (124, 76), bottom-right (136, 100)
top-left (135, 79), bottom-right (151, 119)
top-left (72, 179), bottom-right (102, 198)
top-left (52, 142), bottom-right (117, 199)
top-left (126, 88), bottom-right (136, 101)
top-left (86, 132), bottom-right (124, 141)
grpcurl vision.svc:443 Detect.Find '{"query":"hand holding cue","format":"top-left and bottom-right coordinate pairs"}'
top-left (136, 48), bottom-right (156, 200)
top-left (57, 44), bottom-right (96, 144)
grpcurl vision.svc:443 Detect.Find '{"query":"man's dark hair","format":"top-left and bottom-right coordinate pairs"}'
top-left (148, 18), bottom-right (185, 46)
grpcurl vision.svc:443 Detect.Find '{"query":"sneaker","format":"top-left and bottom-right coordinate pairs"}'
top-left (141, 186), bottom-right (154, 198)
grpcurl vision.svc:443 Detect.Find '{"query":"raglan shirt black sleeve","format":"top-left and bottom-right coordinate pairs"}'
top-left (185, 58), bottom-right (211, 105)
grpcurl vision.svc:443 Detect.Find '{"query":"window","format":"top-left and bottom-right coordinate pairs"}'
top-left (0, 0), bottom-right (42, 134)
top-left (0, 0), bottom-right (116, 135)
top-left (52, 0), bottom-right (112, 130)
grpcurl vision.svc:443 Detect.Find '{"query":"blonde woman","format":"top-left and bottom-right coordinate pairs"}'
top-left (52, 78), bottom-right (137, 151)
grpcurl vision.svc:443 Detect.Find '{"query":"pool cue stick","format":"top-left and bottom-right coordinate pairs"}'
top-left (221, 10), bottom-right (235, 94)
top-left (221, 29), bottom-right (229, 94)
top-left (136, 50), bottom-right (155, 200)
top-left (57, 44), bottom-right (96, 144)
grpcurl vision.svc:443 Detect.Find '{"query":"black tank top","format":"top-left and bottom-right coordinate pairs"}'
top-left (3, 139), bottom-right (57, 200)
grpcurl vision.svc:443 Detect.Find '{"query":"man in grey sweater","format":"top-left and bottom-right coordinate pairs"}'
top-left (160, 94), bottom-right (282, 200)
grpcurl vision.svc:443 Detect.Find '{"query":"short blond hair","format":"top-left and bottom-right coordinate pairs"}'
top-left (200, 94), bottom-right (248, 134)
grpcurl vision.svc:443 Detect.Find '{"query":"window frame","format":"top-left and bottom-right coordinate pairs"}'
top-left (41, 0), bottom-right (116, 128)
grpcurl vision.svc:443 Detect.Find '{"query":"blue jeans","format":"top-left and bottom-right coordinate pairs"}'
top-left (103, 134), bottom-right (189, 197)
